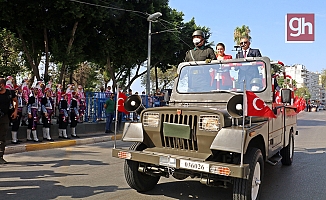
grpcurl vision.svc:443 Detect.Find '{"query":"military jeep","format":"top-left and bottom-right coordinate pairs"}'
top-left (112, 57), bottom-right (298, 200)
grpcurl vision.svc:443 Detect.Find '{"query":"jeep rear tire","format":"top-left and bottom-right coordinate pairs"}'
top-left (280, 131), bottom-right (294, 166)
top-left (233, 148), bottom-right (264, 200)
top-left (124, 142), bottom-right (160, 192)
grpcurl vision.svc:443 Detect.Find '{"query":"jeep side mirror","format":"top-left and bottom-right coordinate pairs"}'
top-left (281, 89), bottom-right (292, 104)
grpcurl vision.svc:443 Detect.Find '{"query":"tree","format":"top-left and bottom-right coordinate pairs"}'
top-left (271, 63), bottom-right (283, 75)
top-left (0, 28), bottom-right (24, 78)
top-left (295, 86), bottom-right (311, 99)
top-left (140, 66), bottom-right (177, 92)
top-left (234, 25), bottom-right (251, 45)
top-left (0, 0), bottom-right (212, 91)
top-left (320, 69), bottom-right (326, 88)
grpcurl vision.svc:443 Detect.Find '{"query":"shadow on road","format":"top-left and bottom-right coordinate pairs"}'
top-left (297, 118), bottom-right (326, 127)
top-left (0, 179), bottom-right (119, 199)
top-left (125, 148), bottom-right (326, 200)
top-left (144, 180), bottom-right (233, 200)
top-left (6, 159), bottom-right (109, 168)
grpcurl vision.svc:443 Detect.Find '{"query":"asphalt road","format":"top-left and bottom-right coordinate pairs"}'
top-left (1, 111), bottom-right (326, 200)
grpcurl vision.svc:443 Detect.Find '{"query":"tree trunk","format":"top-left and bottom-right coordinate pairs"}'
top-left (59, 21), bottom-right (79, 85)
top-left (107, 56), bottom-right (116, 92)
top-left (155, 65), bottom-right (158, 91)
top-left (70, 71), bottom-right (73, 84)
top-left (43, 27), bottom-right (49, 83)
top-left (17, 29), bottom-right (41, 81)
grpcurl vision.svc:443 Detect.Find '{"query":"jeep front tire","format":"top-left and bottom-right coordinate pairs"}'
top-left (124, 142), bottom-right (160, 192)
top-left (233, 148), bottom-right (264, 200)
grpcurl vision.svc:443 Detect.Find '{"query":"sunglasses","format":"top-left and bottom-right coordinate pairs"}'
top-left (240, 41), bottom-right (248, 45)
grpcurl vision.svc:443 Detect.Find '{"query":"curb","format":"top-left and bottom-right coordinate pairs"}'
top-left (5, 134), bottom-right (123, 155)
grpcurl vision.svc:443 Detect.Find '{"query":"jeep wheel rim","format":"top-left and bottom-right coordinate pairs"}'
top-left (252, 162), bottom-right (261, 199)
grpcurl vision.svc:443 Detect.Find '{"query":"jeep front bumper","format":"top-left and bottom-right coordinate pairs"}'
top-left (112, 148), bottom-right (249, 179)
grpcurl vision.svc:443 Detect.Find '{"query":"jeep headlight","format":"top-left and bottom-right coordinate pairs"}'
top-left (143, 112), bottom-right (160, 127)
top-left (199, 115), bottom-right (220, 131)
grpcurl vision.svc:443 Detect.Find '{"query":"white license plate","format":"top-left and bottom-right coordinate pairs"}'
top-left (179, 160), bottom-right (210, 172)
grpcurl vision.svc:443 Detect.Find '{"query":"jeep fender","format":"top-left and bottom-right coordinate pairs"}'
top-left (121, 122), bottom-right (144, 142)
top-left (210, 128), bottom-right (244, 153)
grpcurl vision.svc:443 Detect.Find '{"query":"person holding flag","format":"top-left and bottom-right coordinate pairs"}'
top-left (115, 89), bottom-right (129, 132)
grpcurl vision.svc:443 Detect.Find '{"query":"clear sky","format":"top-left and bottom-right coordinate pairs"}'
top-left (131, 0), bottom-right (326, 93)
top-left (169, 0), bottom-right (326, 71)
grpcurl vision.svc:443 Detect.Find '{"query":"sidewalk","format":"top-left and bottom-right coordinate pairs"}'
top-left (4, 120), bottom-right (124, 155)
top-left (5, 131), bottom-right (123, 155)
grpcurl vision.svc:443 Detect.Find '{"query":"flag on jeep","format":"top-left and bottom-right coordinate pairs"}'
top-left (117, 92), bottom-right (129, 114)
top-left (244, 91), bottom-right (276, 118)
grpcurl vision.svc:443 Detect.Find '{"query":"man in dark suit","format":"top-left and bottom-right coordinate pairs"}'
top-left (236, 36), bottom-right (262, 90)
top-left (236, 36), bottom-right (262, 58)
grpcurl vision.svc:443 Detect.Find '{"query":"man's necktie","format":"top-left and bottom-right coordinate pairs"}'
top-left (244, 50), bottom-right (247, 58)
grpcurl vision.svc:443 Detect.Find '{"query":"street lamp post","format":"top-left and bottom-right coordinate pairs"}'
top-left (146, 12), bottom-right (162, 95)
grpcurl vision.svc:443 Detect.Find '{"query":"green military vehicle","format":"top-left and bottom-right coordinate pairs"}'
top-left (112, 57), bottom-right (298, 200)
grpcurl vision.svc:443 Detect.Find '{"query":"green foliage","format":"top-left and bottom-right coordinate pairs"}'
top-left (295, 87), bottom-right (311, 99)
top-left (140, 66), bottom-right (177, 92)
top-left (234, 25), bottom-right (251, 45)
top-left (271, 63), bottom-right (283, 74)
top-left (0, 0), bottom-right (211, 89)
top-left (277, 77), bottom-right (297, 89)
top-left (0, 28), bottom-right (24, 78)
top-left (320, 69), bottom-right (326, 88)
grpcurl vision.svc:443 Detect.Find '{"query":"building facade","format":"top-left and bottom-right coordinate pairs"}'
top-left (285, 64), bottom-right (326, 103)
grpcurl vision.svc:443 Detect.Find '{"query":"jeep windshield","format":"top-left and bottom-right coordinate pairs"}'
top-left (177, 61), bottom-right (266, 93)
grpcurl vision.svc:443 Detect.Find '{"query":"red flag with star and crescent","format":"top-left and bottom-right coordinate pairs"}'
top-left (117, 92), bottom-right (129, 114)
top-left (244, 91), bottom-right (276, 118)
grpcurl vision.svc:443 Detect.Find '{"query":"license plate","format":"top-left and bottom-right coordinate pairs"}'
top-left (179, 160), bottom-right (210, 172)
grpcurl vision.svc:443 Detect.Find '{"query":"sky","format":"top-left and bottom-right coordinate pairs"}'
top-left (131, 0), bottom-right (326, 94)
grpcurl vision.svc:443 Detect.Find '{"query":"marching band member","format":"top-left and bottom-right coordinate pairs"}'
top-left (21, 77), bottom-right (30, 126)
top-left (77, 85), bottom-right (86, 122)
top-left (45, 81), bottom-right (54, 98)
top-left (11, 85), bottom-right (23, 144)
top-left (70, 92), bottom-right (79, 138)
top-left (58, 92), bottom-right (69, 139)
top-left (41, 88), bottom-right (54, 141)
top-left (5, 76), bottom-right (14, 90)
top-left (56, 84), bottom-right (63, 105)
top-left (27, 88), bottom-right (41, 142)
top-left (35, 81), bottom-right (44, 123)
top-left (35, 81), bottom-right (44, 99)
top-left (66, 84), bottom-right (74, 107)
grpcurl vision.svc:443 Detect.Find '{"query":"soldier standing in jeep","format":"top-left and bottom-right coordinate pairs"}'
top-left (184, 30), bottom-right (216, 62)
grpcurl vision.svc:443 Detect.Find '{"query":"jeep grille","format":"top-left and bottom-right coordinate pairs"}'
top-left (161, 114), bottom-right (198, 151)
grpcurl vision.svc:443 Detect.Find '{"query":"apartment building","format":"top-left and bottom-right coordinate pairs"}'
top-left (285, 64), bottom-right (326, 103)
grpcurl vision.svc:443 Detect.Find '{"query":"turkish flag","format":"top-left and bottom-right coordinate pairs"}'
top-left (299, 97), bottom-right (306, 112)
top-left (274, 91), bottom-right (281, 104)
top-left (244, 91), bottom-right (276, 118)
top-left (117, 92), bottom-right (129, 114)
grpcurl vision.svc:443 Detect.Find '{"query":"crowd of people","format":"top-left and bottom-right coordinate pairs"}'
top-left (2, 77), bottom-right (87, 145)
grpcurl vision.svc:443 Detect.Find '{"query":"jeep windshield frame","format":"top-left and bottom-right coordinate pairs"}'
top-left (176, 60), bottom-right (267, 94)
